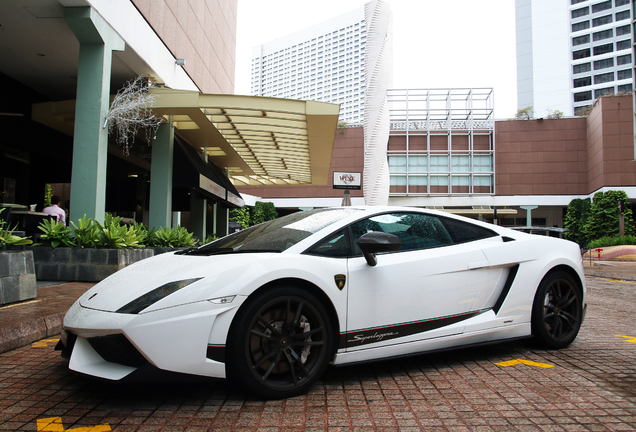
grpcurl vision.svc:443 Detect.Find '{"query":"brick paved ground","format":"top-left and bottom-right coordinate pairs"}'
top-left (0, 277), bottom-right (634, 431)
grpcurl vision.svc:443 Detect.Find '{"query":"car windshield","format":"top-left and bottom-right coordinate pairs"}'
top-left (181, 208), bottom-right (363, 255)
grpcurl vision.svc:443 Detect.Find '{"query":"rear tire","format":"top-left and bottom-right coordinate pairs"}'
top-left (531, 271), bottom-right (583, 349)
top-left (226, 286), bottom-right (332, 399)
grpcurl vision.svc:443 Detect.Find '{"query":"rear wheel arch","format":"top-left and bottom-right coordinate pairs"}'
top-left (531, 265), bottom-right (584, 349)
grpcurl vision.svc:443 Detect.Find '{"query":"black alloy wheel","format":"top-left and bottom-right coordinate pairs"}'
top-left (532, 271), bottom-right (583, 349)
top-left (227, 287), bottom-right (332, 399)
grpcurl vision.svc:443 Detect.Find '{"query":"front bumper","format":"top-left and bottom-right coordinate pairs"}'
top-left (60, 297), bottom-right (243, 380)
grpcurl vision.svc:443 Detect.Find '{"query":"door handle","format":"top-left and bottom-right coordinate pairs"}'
top-left (468, 260), bottom-right (489, 270)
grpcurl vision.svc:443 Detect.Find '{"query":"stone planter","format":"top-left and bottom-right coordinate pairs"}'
top-left (0, 250), bottom-right (37, 306)
top-left (31, 247), bottom-right (154, 282)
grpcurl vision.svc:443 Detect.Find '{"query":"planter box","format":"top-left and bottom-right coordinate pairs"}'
top-left (32, 247), bottom-right (154, 282)
top-left (0, 251), bottom-right (37, 306)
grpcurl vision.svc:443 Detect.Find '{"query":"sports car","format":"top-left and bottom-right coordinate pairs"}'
top-left (58, 206), bottom-right (586, 399)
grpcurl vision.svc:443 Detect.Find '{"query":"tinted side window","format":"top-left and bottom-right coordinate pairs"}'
top-left (438, 217), bottom-right (498, 244)
top-left (304, 229), bottom-right (351, 258)
top-left (351, 213), bottom-right (454, 254)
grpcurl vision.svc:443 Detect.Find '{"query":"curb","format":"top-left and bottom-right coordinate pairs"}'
top-left (0, 312), bottom-right (63, 354)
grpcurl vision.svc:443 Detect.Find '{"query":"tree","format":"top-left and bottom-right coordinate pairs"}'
top-left (229, 207), bottom-right (250, 229)
top-left (104, 76), bottom-right (163, 156)
top-left (546, 109), bottom-right (563, 119)
top-left (583, 190), bottom-right (635, 241)
top-left (563, 198), bottom-right (591, 247)
top-left (514, 106), bottom-right (534, 120)
top-left (262, 202), bottom-right (278, 222)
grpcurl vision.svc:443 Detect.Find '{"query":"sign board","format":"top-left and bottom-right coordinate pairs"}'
top-left (199, 174), bottom-right (225, 199)
top-left (333, 171), bottom-right (361, 190)
top-left (227, 190), bottom-right (245, 207)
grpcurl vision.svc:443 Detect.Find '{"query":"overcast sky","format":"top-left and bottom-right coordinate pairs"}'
top-left (234, 0), bottom-right (518, 119)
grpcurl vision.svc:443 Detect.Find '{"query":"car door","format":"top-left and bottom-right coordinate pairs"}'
top-left (344, 212), bottom-right (492, 350)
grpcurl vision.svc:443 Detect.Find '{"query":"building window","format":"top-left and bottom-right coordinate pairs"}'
top-left (473, 155), bottom-right (492, 172)
top-left (591, 1), bottom-right (612, 13)
top-left (593, 29), bottom-right (613, 41)
top-left (593, 43), bottom-right (613, 55)
top-left (592, 14), bottom-right (613, 26)
top-left (573, 48), bottom-right (591, 59)
top-left (388, 156), bottom-right (406, 172)
top-left (615, 10), bottom-right (630, 20)
top-left (617, 69), bottom-right (632, 80)
top-left (390, 175), bottom-right (406, 186)
top-left (616, 39), bottom-right (631, 50)
top-left (615, 0), bottom-right (629, 5)
top-left (572, 21), bottom-right (591, 32)
top-left (574, 62), bottom-right (592, 74)
top-left (572, 7), bottom-right (589, 18)
top-left (430, 156), bottom-right (449, 172)
top-left (574, 91), bottom-right (593, 102)
top-left (574, 105), bottom-right (592, 115)
top-left (594, 72), bottom-right (614, 83)
top-left (618, 83), bottom-right (633, 93)
top-left (616, 24), bottom-right (631, 36)
top-left (617, 54), bottom-right (631, 65)
top-left (451, 176), bottom-right (469, 186)
top-left (573, 34), bottom-right (591, 45)
top-left (473, 176), bottom-right (492, 187)
top-left (572, 0), bottom-right (587, 3)
top-left (430, 176), bottom-right (449, 186)
top-left (594, 87), bottom-right (614, 97)
top-left (451, 156), bottom-right (469, 172)
top-left (574, 76), bottom-right (592, 87)
top-left (408, 156), bottom-right (427, 172)
top-left (408, 176), bottom-right (427, 186)
top-left (593, 58), bottom-right (614, 69)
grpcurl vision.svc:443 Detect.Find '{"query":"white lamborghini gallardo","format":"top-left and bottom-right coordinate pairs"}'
top-left (58, 207), bottom-right (586, 398)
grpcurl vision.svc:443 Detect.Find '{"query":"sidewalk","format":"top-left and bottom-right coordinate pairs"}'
top-left (0, 281), bottom-right (94, 354)
top-left (1, 260), bottom-right (635, 355)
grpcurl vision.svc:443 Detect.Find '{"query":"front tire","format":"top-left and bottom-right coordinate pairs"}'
top-left (226, 286), bottom-right (332, 399)
top-left (531, 271), bottom-right (583, 349)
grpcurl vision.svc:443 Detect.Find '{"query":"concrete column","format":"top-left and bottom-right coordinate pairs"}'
top-left (149, 119), bottom-right (174, 229)
top-left (65, 7), bottom-right (124, 224)
top-left (520, 205), bottom-right (538, 226)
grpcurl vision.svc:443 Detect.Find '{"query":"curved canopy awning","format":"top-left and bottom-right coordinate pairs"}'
top-left (32, 89), bottom-right (341, 187)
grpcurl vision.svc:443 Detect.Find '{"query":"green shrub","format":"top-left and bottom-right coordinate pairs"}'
top-left (0, 209), bottom-right (33, 247)
top-left (38, 218), bottom-right (74, 248)
top-left (587, 235), bottom-right (636, 249)
top-left (148, 226), bottom-right (196, 248)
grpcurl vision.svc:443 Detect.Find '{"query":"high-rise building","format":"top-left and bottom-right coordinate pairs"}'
top-left (250, 1), bottom-right (391, 123)
top-left (515, 0), bottom-right (632, 117)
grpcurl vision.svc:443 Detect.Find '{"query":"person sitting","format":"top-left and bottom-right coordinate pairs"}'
top-left (42, 195), bottom-right (66, 224)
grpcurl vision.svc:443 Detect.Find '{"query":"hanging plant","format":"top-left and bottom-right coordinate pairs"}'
top-left (103, 76), bottom-right (164, 156)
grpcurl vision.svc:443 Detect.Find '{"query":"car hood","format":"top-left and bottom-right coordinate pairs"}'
top-left (78, 251), bottom-right (274, 313)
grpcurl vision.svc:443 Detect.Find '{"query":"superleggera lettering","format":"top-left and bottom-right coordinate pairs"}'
top-left (348, 331), bottom-right (399, 343)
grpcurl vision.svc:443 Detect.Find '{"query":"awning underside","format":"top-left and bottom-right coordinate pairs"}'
top-left (150, 90), bottom-right (340, 186)
top-left (31, 89), bottom-right (341, 187)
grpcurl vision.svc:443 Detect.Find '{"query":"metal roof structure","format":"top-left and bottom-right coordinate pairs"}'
top-left (32, 88), bottom-right (341, 187)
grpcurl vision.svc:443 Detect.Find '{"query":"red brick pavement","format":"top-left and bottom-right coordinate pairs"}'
top-left (0, 276), bottom-right (635, 431)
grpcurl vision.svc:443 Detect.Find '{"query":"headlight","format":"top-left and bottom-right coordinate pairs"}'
top-left (116, 278), bottom-right (202, 314)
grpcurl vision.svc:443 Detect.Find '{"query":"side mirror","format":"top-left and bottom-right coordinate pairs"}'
top-left (356, 231), bottom-right (401, 266)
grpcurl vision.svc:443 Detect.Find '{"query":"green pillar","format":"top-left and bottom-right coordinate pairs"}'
top-left (149, 119), bottom-right (174, 229)
top-left (520, 205), bottom-right (538, 227)
top-left (65, 7), bottom-right (124, 224)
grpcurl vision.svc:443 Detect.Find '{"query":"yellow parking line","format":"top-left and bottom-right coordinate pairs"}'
top-left (37, 417), bottom-right (111, 432)
top-left (32, 339), bottom-right (59, 348)
top-left (615, 335), bottom-right (636, 343)
top-left (495, 359), bottom-right (554, 368)
top-left (586, 276), bottom-right (636, 285)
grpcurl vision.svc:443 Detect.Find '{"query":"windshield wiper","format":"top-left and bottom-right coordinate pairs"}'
top-left (176, 247), bottom-right (234, 256)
